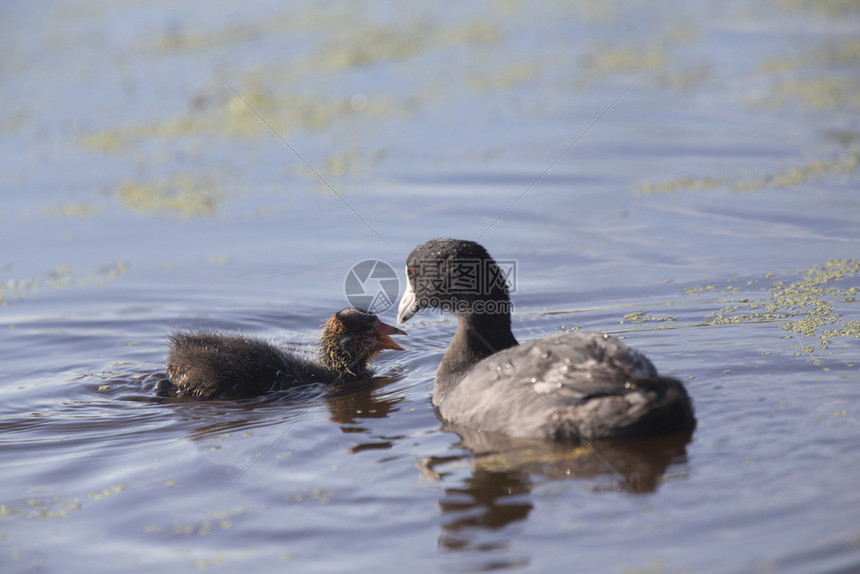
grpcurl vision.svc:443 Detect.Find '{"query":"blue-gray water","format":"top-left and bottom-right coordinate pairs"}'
top-left (2, 0), bottom-right (859, 572)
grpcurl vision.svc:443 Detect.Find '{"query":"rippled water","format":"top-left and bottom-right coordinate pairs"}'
top-left (2, 0), bottom-right (860, 572)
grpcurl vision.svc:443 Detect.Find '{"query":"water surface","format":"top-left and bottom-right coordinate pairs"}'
top-left (2, 1), bottom-right (860, 572)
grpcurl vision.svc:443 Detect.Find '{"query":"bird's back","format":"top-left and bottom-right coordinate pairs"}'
top-left (167, 332), bottom-right (330, 399)
top-left (435, 332), bottom-right (696, 440)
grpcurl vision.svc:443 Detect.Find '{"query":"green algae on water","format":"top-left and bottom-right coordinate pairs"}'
top-left (0, 484), bottom-right (126, 521)
top-left (0, 262), bottom-right (129, 306)
top-left (771, 0), bottom-right (860, 19)
top-left (118, 175), bottom-right (222, 217)
top-left (43, 203), bottom-right (101, 218)
top-left (705, 259), bottom-right (860, 361)
top-left (683, 285), bottom-right (716, 296)
top-left (763, 77), bottom-right (860, 113)
top-left (620, 311), bottom-right (678, 327)
top-left (636, 149), bottom-right (860, 195)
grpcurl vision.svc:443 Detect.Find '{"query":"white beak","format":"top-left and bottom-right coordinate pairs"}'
top-left (397, 279), bottom-right (418, 324)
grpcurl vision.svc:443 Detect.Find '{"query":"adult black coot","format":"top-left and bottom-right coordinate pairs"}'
top-left (397, 238), bottom-right (695, 440)
top-left (164, 308), bottom-right (406, 399)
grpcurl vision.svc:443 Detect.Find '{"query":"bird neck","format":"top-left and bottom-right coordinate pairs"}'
top-left (319, 339), bottom-right (371, 380)
top-left (434, 310), bottom-right (519, 404)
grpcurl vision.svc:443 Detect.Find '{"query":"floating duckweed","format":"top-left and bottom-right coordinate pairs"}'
top-left (283, 486), bottom-right (333, 505)
top-left (85, 17), bottom-right (501, 155)
top-left (774, 0), bottom-right (860, 17)
top-left (637, 150), bottom-right (860, 195)
top-left (192, 555), bottom-right (231, 569)
top-left (762, 39), bottom-right (860, 74)
top-left (683, 285), bottom-right (715, 296)
top-left (118, 176), bottom-right (221, 217)
top-left (620, 311), bottom-right (678, 326)
top-left (783, 316), bottom-right (839, 336)
top-left (470, 62), bottom-right (537, 92)
top-left (43, 203), bottom-right (101, 218)
top-left (789, 345), bottom-right (817, 355)
top-left (88, 484), bottom-right (127, 500)
top-left (315, 25), bottom-right (425, 70)
top-left (0, 484), bottom-right (127, 521)
top-left (438, 21), bottom-right (501, 45)
top-left (707, 314), bottom-right (746, 325)
top-left (763, 77), bottom-right (860, 111)
top-left (81, 115), bottom-right (213, 153)
top-left (0, 262), bottom-right (128, 306)
top-left (584, 43), bottom-right (668, 75)
top-left (82, 91), bottom-right (360, 153)
top-left (703, 259), bottom-right (860, 362)
top-left (821, 320), bottom-right (860, 339)
top-left (173, 522), bottom-right (195, 535)
top-left (638, 175), bottom-right (726, 195)
top-left (316, 20), bottom-right (501, 71)
top-left (755, 4), bottom-right (860, 110)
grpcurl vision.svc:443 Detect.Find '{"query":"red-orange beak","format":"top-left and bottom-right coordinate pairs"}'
top-left (371, 319), bottom-right (406, 353)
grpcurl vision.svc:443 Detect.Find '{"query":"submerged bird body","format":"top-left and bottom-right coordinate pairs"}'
top-left (165, 308), bottom-right (405, 400)
top-left (397, 238), bottom-right (695, 441)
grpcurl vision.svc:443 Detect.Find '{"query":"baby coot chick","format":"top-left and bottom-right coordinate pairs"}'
top-left (397, 238), bottom-right (695, 441)
top-left (165, 308), bottom-right (405, 399)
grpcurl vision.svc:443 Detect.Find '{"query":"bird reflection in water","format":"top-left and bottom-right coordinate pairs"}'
top-left (324, 374), bottom-right (407, 453)
top-left (424, 423), bottom-right (692, 552)
top-left (149, 371), bottom-right (405, 443)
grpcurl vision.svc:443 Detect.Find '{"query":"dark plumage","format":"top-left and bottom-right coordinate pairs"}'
top-left (397, 238), bottom-right (695, 440)
top-left (164, 308), bottom-right (405, 399)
